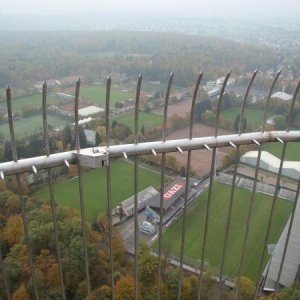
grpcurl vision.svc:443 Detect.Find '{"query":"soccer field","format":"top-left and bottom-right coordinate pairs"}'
top-left (34, 160), bottom-right (161, 222)
top-left (263, 141), bottom-right (299, 162)
top-left (70, 85), bottom-right (135, 106)
top-left (221, 107), bottom-right (272, 130)
top-left (0, 114), bottom-right (68, 140)
top-left (153, 181), bottom-right (292, 281)
top-left (112, 112), bottom-right (163, 132)
top-left (0, 93), bottom-right (63, 114)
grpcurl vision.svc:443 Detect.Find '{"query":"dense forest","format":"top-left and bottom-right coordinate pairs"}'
top-left (0, 31), bottom-right (289, 89)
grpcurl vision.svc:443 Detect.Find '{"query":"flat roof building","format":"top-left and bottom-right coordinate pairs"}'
top-left (145, 177), bottom-right (197, 225)
top-left (78, 106), bottom-right (104, 117)
top-left (240, 151), bottom-right (300, 181)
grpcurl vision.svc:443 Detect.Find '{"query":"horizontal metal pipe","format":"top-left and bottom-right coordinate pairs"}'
top-left (0, 131), bottom-right (299, 176)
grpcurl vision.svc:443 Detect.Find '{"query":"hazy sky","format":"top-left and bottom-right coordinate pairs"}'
top-left (1, 0), bottom-right (300, 18)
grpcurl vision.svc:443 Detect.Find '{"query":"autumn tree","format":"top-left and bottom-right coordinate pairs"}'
top-left (3, 215), bottom-right (24, 246)
top-left (12, 283), bottom-right (30, 300)
top-left (115, 275), bottom-right (135, 300)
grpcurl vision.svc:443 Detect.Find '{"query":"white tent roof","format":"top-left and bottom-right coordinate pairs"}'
top-left (241, 151), bottom-right (300, 172)
top-left (271, 91), bottom-right (293, 101)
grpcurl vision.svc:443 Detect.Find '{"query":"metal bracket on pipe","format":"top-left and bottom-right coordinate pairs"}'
top-left (75, 147), bottom-right (109, 168)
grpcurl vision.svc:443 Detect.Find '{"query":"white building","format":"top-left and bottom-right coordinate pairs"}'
top-left (240, 151), bottom-right (300, 180)
top-left (78, 106), bottom-right (104, 118)
top-left (216, 76), bottom-right (236, 87)
top-left (271, 91), bottom-right (293, 101)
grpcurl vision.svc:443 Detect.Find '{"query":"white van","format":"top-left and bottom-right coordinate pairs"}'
top-left (139, 221), bottom-right (156, 235)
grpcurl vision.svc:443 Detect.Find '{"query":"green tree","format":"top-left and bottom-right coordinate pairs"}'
top-left (138, 242), bottom-right (158, 287)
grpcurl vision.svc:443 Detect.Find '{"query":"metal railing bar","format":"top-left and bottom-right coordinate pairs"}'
top-left (42, 82), bottom-right (66, 300)
top-left (0, 131), bottom-right (299, 176)
top-left (162, 72), bottom-right (174, 142)
top-left (6, 87), bottom-right (39, 300)
top-left (291, 266), bottom-right (300, 300)
top-left (197, 149), bottom-right (216, 300)
top-left (74, 79), bottom-right (92, 300)
top-left (157, 72), bottom-right (173, 300)
top-left (217, 70), bottom-right (257, 299)
top-left (177, 72), bottom-right (202, 300)
top-left (214, 71), bottom-right (231, 138)
top-left (234, 71), bottom-right (281, 300)
top-left (254, 142), bottom-right (287, 299)
top-left (273, 80), bottom-right (300, 294)
top-left (255, 74), bottom-right (299, 298)
top-left (0, 247), bottom-right (10, 299)
top-left (105, 76), bottom-right (115, 300)
top-left (274, 177), bottom-right (300, 295)
top-left (287, 80), bottom-right (300, 132)
top-left (198, 71), bottom-right (231, 300)
top-left (134, 74), bottom-right (142, 300)
top-left (262, 70), bottom-right (281, 133)
top-left (234, 147), bottom-right (261, 300)
top-left (238, 70), bottom-right (258, 135)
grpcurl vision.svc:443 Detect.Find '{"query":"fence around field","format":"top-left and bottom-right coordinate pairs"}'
top-left (218, 173), bottom-right (298, 202)
top-left (0, 70), bottom-right (299, 300)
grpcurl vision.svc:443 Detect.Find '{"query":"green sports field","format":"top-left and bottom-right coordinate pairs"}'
top-left (70, 85), bottom-right (135, 106)
top-left (153, 182), bottom-right (292, 280)
top-left (263, 141), bottom-right (299, 162)
top-left (221, 107), bottom-right (272, 130)
top-left (0, 114), bottom-right (68, 140)
top-left (0, 93), bottom-right (63, 114)
top-left (112, 112), bottom-right (163, 132)
top-left (34, 160), bottom-right (161, 222)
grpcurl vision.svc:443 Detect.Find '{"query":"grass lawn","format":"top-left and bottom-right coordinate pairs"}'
top-left (153, 182), bottom-right (292, 280)
top-left (0, 93), bottom-right (63, 114)
top-left (0, 114), bottom-right (68, 140)
top-left (70, 85), bottom-right (135, 106)
top-left (263, 141), bottom-right (300, 162)
top-left (34, 160), bottom-right (161, 222)
top-left (112, 112), bottom-right (163, 132)
top-left (221, 107), bottom-right (272, 130)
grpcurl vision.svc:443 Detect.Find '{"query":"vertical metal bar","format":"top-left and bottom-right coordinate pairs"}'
top-left (274, 177), bottom-right (300, 295)
top-left (105, 76), bottom-right (115, 300)
top-left (234, 71), bottom-right (281, 300)
top-left (286, 80), bottom-right (300, 133)
top-left (217, 70), bottom-right (257, 299)
top-left (267, 79), bottom-right (300, 295)
top-left (262, 70), bottom-right (281, 132)
top-left (291, 266), bottom-right (300, 300)
top-left (6, 87), bottom-right (39, 300)
top-left (254, 73), bottom-right (296, 298)
top-left (74, 79), bottom-right (92, 300)
top-left (198, 71), bottom-right (231, 300)
top-left (214, 71), bottom-right (231, 138)
top-left (42, 82), bottom-right (66, 300)
top-left (134, 74), bottom-right (142, 300)
top-left (157, 72), bottom-right (173, 300)
top-left (0, 247), bottom-right (10, 300)
top-left (254, 142), bottom-right (287, 298)
top-left (177, 72), bottom-right (202, 300)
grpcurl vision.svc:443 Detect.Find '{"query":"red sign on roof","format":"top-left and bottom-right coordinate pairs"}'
top-left (163, 182), bottom-right (184, 201)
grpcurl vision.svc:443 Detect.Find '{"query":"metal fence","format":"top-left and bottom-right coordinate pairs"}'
top-left (0, 70), bottom-right (300, 300)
